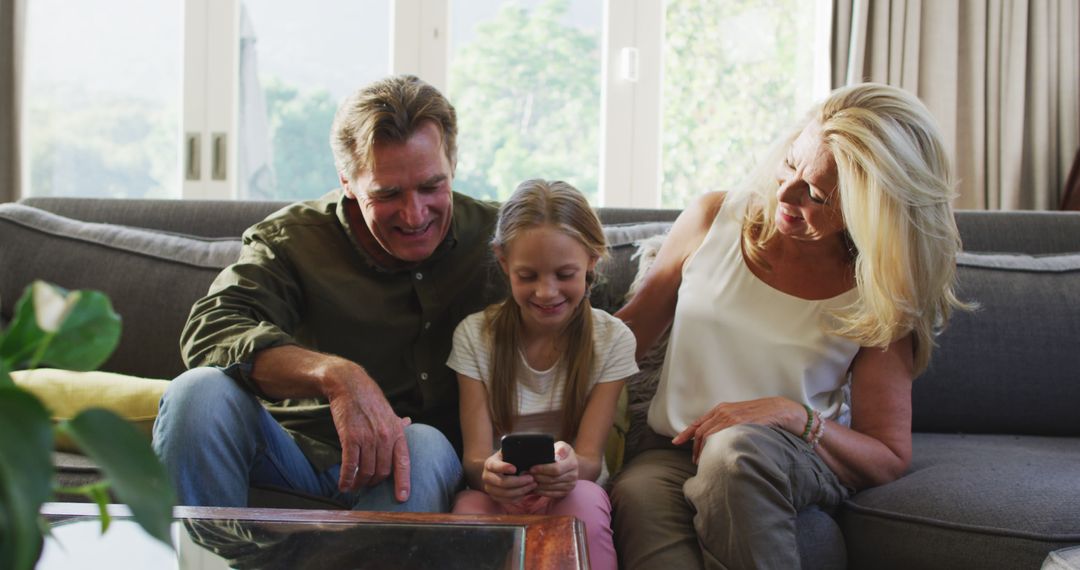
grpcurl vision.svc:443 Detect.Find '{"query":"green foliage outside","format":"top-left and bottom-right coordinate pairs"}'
top-left (27, 85), bottom-right (178, 199)
top-left (256, 78), bottom-right (340, 201)
top-left (449, 0), bottom-right (602, 203)
top-left (26, 0), bottom-right (814, 208)
top-left (661, 0), bottom-right (815, 207)
top-left (0, 282), bottom-right (175, 570)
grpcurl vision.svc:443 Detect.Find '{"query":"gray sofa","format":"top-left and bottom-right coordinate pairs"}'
top-left (1, 196), bottom-right (1078, 569)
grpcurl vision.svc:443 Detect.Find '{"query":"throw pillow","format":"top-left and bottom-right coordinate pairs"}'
top-left (12, 368), bottom-right (170, 453)
top-left (614, 233), bottom-right (672, 468)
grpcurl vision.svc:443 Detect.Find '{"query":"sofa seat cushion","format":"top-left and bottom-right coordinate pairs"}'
top-left (842, 433), bottom-right (1080, 569)
top-left (12, 369), bottom-right (169, 452)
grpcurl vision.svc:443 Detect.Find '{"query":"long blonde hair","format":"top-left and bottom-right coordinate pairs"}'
top-left (737, 83), bottom-right (966, 374)
top-left (486, 179), bottom-right (607, 442)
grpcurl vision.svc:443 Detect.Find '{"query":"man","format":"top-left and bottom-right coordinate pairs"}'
top-left (153, 75), bottom-right (501, 511)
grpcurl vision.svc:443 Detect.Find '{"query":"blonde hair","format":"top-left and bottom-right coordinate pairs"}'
top-left (737, 83), bottom-right (966, 374)
top-left (485, 179), bottom-right (607, 442)
top-left (330, 75), bottom-right (457, 182)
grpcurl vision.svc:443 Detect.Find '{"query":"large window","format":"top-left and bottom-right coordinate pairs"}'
top-left (238, 0), bottom-right (390, 201)
top-left (21, 0), bottom-right (828, 207)
top-left (449, 0), bottom-right (602, 203)
top-left (661, 0), bottom-right (819, 207)
top-left (23, 0), bottom-right (182, 199)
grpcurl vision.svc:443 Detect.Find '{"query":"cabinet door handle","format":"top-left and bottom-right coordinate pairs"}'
top-left (211, 132), bottom-right (227, 181)
top-left (185, 133), bottom-right (201, 180)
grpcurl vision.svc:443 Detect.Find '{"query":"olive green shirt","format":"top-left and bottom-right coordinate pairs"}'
top-left (180, 190), bottom-right (502, 470)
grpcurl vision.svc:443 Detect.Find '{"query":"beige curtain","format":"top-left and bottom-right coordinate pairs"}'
top-left (832, 0), bottom-right (1080, 210)
top-left (0, 0), bottom-right (22, 203)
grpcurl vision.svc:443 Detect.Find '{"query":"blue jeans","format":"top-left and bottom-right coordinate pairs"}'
top-left (152, 367), bottom-right (463, 511)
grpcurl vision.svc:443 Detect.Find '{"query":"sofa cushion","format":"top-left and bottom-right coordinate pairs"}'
top-left (592, 222), bottom-right (672, 313)
top-left (842, 433), bottom-right (1080, 569)
top-left (913, 251), bottom-right (1080, 435)
top-left (0, 204), bottom-right (242, 379)
top-left (12, 369), bottom-right (169, 452)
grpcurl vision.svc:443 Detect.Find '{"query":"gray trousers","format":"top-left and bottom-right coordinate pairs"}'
top-left (611, 424), bottom-right (850, 570)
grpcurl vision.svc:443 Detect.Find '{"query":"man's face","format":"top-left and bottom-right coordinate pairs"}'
top-left (342, 121), bottom-right (454, 264)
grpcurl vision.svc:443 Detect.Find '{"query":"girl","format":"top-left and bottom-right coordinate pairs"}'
top-left (447, 179), bottom-right (638, 570)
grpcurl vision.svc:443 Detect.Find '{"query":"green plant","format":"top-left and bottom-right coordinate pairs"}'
top-left (0, 281), bottom-right (176, 570)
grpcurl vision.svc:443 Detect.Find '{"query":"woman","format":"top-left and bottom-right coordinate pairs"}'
top-left (611, 83), bottom-right (967, 569)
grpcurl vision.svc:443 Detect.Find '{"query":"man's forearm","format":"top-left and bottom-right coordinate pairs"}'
top-left (250, 344), bottom-right (351, 400)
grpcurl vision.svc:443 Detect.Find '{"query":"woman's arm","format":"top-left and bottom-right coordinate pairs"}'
top-left (616, 192), bottom-right (725, 360)
top-left (814, 334), bottom-right (915, 489)
top-left (671, 334), bottom-right (915, 491)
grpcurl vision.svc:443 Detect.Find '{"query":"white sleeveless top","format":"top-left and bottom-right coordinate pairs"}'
top-left (647, 200), bottom-right (861, 437)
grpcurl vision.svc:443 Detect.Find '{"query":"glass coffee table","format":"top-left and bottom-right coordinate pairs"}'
top-left (40, 502), bottom-right (588, 569)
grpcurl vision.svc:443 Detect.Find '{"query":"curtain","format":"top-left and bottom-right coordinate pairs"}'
top-left (831, 0), bottom-right (1080, 211)
top-left (0, 0), bottom-right (22, 203)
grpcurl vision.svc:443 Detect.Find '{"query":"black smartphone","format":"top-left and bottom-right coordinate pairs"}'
top-left (500, 433), bottom-right (555, 475)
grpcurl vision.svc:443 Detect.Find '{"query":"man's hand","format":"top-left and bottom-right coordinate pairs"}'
top-left (320, 359), bottom-right (411, 501)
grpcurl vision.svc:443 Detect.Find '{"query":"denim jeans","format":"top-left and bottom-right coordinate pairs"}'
top-left (152, 367), bottom-right (463, 511)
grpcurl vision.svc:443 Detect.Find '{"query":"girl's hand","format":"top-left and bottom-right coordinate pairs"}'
top-left (481, 450), bottom-right (538, 505)
top-left (529, 441), bottom-right (579, 499)
top-left (671, 397), bottom-right (806, 463)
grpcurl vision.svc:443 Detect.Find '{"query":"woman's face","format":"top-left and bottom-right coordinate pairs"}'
top-left (774, 120), bottom-right (846, 244)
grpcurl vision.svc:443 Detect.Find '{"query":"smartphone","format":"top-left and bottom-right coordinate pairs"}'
top-left (500, 433), bottom-right (555, 475)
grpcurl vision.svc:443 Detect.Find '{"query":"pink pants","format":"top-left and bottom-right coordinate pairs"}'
top-left (452, 480), bottom-right (616, 570)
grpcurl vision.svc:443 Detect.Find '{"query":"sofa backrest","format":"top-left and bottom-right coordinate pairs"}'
top-left (914, 211), bottom-right (1080, 436)
top-left (3, 198), bottom-right (678, 380)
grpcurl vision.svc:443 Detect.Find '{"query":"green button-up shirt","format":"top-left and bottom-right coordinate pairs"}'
top-left (180, 190), bottom-right (502, 469)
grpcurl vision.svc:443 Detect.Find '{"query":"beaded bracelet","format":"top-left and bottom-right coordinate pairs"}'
top-left (801, 404), bottom-right (815, 441)
top-left (809, 411), bottom-right (826, 448)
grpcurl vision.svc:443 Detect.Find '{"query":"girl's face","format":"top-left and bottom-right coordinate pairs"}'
top-left (498, 224), bottom-right (598, 336)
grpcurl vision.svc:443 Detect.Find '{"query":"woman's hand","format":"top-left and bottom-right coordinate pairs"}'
top-left (672, 397), bottom-right (806, 463)
top-left (529, 441), bottom-right (579, 499)
top-left (481, 450), bottom-right (537, 505)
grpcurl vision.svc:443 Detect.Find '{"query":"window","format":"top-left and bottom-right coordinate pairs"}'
top-left (660, 0), bottom-right (820, 207)
top-left (23, 0), bottom-right (183, 199)
top-left (21, 0), bottom-right (828, 207)
top-left (448, 0), bottom-right (603, 203)
top-left (237, 0), bottom-right (391, 201)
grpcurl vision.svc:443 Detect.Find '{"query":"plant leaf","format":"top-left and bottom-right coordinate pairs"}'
top-left (0, 360), bottom-right (12, 389)
top-left (39, 289), bottom-right (121, 371)
top-left (0, 282), bottom-right (121, 371)
top-left (61, 409), bottom-right (175, 548)
top-left (0, 388), bottom-right (55, 570)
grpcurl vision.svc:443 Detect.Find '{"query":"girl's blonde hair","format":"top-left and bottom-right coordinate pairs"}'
top-left (736, 83), bottom-right (966, 374)
top-left (486, 179), bottom-right (607, 442)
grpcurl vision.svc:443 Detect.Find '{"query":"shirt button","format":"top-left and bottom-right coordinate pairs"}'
top-left (415, 272), bottom-right (423, 280)
top-left (420, 372), bottom-right (429, 381)
top-left (424, 321), bottom-right (431, 330)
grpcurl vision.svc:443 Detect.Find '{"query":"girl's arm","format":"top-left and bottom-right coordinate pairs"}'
top-left (615, 192), bottom-right (724, 360)
top-left (458, 373), bottom-right (539, 502)
top-left (458, 373), bottom-right (496, 490)
top-left (531, 379), bottom-right (626, 497)
top-left (572, 380), bottom-right (627, 482)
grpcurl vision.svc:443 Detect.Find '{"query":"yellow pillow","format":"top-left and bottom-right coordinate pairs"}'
top-left (11, 369), bottom-right (169, 453)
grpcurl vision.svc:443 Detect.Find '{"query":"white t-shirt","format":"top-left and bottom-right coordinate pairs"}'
top-left (447, 307), bottom-right (639, 447)
top-left (648, 199), bottom-right (861, 437)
